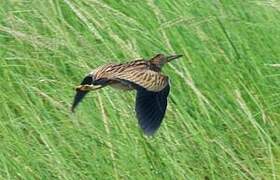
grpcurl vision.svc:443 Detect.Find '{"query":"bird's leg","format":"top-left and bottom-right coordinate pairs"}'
top-left (75, 84), bottom-right (103, 91)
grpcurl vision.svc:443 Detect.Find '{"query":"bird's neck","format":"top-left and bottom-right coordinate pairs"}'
top-left (149, 63), bottom-right (162, 72)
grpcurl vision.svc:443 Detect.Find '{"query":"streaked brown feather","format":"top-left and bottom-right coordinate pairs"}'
top-left (89, 58), bottom-right (169, 91)
top-left (72, 54), bottom-right (183, 135)
top-left (111, 69), bottom-right (169, 92)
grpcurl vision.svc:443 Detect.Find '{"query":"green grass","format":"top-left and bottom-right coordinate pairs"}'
top-left (0, 0), bottom-right (279, 179)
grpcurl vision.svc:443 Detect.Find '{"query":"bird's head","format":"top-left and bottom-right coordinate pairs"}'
top-left (150, 54), bottom-right (183, 68)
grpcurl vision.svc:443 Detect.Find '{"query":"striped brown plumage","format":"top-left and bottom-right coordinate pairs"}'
top-left (72, 54), bottom-right (183, 135)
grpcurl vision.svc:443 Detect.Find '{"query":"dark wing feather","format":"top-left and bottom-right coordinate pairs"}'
top-left (110, 68), bottom-right (170, 135)
top-left (135, 83), bottom-right (170, 135)
top-left (71, 76), bottom-right (93, 112)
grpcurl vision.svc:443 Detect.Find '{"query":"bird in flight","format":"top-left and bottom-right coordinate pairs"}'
top-left (72, 54), bottom-right (183, 135)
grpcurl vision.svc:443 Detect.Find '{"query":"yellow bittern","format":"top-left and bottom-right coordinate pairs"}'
top-left (72, 54), bottom-right (183, 135)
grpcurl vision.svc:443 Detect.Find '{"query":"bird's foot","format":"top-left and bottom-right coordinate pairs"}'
top-left (78, 85), bottom-right (93, 91)
top-left (75, 84), bottom-right (102, 91)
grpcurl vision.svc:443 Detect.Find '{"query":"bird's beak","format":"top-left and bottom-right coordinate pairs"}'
top-left (166, 54), bottom-right (183, 61)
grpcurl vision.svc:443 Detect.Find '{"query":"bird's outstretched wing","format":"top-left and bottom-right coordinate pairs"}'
top-left (135, 84), bottom-right (170, 135)
top-left (109, 69), bottom-right (170, 135)
top-left (71, 76), bottom-right (93, 112)
top-left (110, 69), bottom-right (169, 92)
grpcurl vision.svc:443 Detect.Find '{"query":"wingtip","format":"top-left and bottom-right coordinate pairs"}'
top-left (71, 90), bottom-right (89, 113)
top-left (70, 106), bottom-right (75, 113)
top-left (142, 128), bottom-right (158, 136)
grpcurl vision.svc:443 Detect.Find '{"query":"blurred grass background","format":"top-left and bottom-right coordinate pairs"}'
top-left (0, 0), bottom-right (279, 179)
